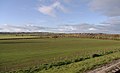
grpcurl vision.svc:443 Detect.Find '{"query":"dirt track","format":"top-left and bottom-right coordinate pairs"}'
top-left (87, 59), bottom-right (120, 73)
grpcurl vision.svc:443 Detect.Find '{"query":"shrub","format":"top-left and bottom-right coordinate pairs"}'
top-left (74, 58), bottom-right (84, 62)
top-left (92, 54), bottom-right (101, 58)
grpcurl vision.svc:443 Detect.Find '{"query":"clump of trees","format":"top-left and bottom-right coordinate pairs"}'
top-left (49, 33), bottom-right (120, 40)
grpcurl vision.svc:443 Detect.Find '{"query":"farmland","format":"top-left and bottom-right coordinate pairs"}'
top-left (0, 33), bottom-right (120, 73)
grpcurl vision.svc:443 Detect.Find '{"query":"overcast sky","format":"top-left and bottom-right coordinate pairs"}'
top-left (0, 0), bottom-right (120, 33)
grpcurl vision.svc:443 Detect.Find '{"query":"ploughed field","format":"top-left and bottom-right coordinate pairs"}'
top-left (0, 36), bottom-right (120, 73)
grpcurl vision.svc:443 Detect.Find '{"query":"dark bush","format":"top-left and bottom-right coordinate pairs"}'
top-left (92, 54), bottom-right (101, 58)
top-left (64, 60), bottom-right (72, 64)
top-left (74, 58), bottom-right (84, 62)
top-left (55, 62), bottom-right (66, 66)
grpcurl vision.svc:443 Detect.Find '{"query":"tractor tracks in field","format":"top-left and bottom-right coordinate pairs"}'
top-left (87, 59), bottom-right (120, 73)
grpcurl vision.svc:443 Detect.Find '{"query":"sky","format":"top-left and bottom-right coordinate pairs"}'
top-left (0, 0), bottom-right (120, 33)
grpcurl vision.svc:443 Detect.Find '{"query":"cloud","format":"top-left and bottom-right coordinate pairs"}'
top-left (38, 5), bottom-right (55, 17)
top-left (101, 17), bottom-right (120, 32)
top-left (57, 23), bottom-right (120, 33)
top-left (0, 24), bottom-right (47, 32)
top-left (89, 0), bottom-right (120, 17)
top-left (89, 0), bottom-right (120, 33)
top-left (0, 23), bottom-right (120, 33)
top-left (57, 23), bottom-right (98, 33)
top-left (88, 28), bottom-right (97, 31)
top-left (38, 1), bottom-right (67, 17)
top-left (101, 17), bottom-right (120, 25)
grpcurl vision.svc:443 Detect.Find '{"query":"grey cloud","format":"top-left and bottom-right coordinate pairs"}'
top-left (0, 28), bottom-right (3, 30)
top-left (89, 0), bottom-right (120, 34)
top-left (90, 0), bottom-right (120, 17)
top-left (101, 17), bottom-right (120, 32)
top-left (101, 17), bottom-right (120, 25)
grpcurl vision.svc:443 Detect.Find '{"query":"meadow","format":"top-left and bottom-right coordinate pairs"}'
top-left (0, 34), bottom-right (120, 73)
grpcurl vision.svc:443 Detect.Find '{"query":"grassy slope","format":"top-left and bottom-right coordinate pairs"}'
top-left (0, 38), bottom-right (120, 72)
top-left (39, 52), bottom-right (120, 73)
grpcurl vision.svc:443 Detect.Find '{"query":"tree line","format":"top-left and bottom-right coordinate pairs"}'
top-left (0, 32), bottom-right (120, 40)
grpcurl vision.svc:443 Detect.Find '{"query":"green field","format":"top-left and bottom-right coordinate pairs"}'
top-left (0, 34), bottom-right (38, 39)
top-left (0, 37), bottom-right (120, 73)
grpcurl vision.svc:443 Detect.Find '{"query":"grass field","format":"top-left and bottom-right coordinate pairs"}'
top-left (0, 34), bottom-right (38, 39)
top-left (0, 36), bottom-right (120, 73)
